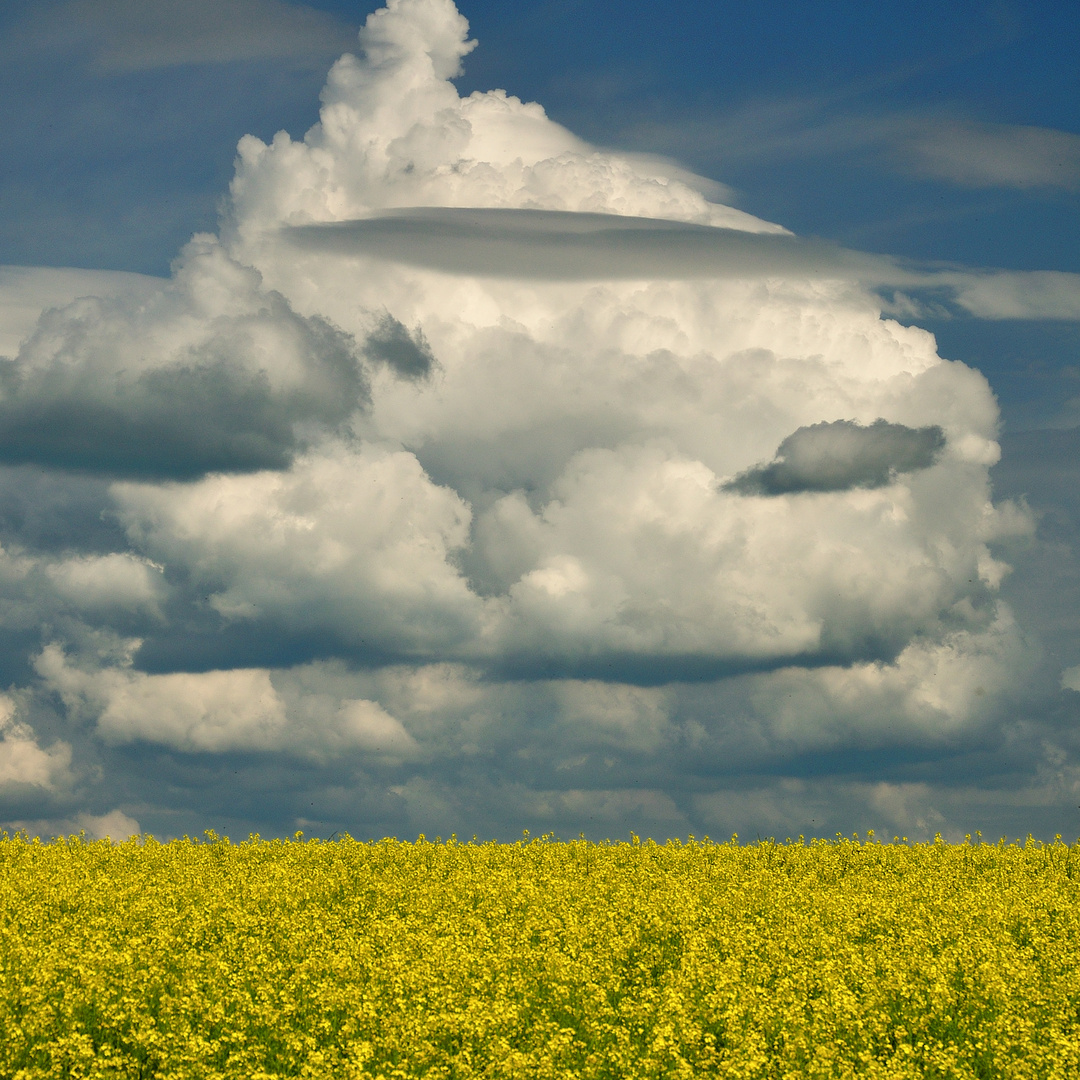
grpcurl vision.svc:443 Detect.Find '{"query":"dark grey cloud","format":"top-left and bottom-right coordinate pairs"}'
top-left (486, 645), bottom-right (902, 688)
top-left (0, 360), bottom-right (295, 479)
top-left (0, 299), bottom-right (368, 480)
top-left (0, 466), bottom-right (125, 554)
top-left (726, 419), bottom-right (946, 496)
top-left (364, 313), bottom-right (436, 380)
top-left (131, 621), bottom-right (401, 676)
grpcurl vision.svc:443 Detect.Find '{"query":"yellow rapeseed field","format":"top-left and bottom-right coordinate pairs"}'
top-left (1, 831), bottom-right (1079, 1079)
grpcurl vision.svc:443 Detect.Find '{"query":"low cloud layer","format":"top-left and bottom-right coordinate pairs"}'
top-left (629, 99), bottom-right (1080, 195)
top-left (0, 0), bottom-right (1075, 843)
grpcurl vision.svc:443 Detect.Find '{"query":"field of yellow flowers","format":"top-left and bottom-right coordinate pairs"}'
top-left (2, 831), bottom-right (1079, 1080)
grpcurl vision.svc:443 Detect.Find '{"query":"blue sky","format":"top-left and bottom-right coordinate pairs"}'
top-left (0, 0), bottom-right (1078, 842)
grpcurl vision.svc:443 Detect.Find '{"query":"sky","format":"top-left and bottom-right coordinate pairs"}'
top-left (1, 0), bottom-right (1079, 844)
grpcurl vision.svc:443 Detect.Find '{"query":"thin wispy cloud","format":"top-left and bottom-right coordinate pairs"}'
top-left (945, 270), bottom-right (1080, 319)
top-left (623, 96), bottom-right (1080, 193)
top-left (9, 0), bottom-right (360, 73)
top-left (894, 120), bottom-right (1080, 191)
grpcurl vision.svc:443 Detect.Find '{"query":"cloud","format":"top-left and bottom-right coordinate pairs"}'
top-left (726, 419), bottom-right (946, 496)
top-left (3, 809), bottom-right (140, 842)
top-left (282, 212), bottom-right (1080, 322)
top-left (364, 313), bottom-right (436, 380)
top-left (36, 643), bottom-right (420, 758)
top-left (225, 7), bottom-right (783, 243)
top-left (991, 425), bottom-right (1080, 713)
top-left (0, 541), bottom-right (166, 650)
top-left (44, 553), bottom-right (164, 617)
top-left (360, 0), bottom-right (476, 81)
top-left (0, 236), bottom-right (368, 478)
top-left (113, 0), bottom-right (1023, 694)
top-left (945, 270), bottom-right (1080, 320)
top-left (881, 269), bottom-right (1080, 322)
top-left (598, 153), bottom-right (738, 205)
top-left (0, 266), bottom-right (163, 358)
top-left (484, 437), bottom-right (1017, 680)
top-left (894, 120), bottom-right (1080, 191)
top-left (109, 421), bottom-right (1018, 684)
top-left (0, 466), bottom-right (126, 560)
top-left (619, 93), bottom-right (1080, 194)
top-left (113, 441), bottom-right (481, 662)
top-left (0, 695), bottom-right (72, 792)
top-left (747, 605), bottom-right (1031, 750)
top-left (283, 209), bottom-right (880, 282)
top-left (76, 809), bottom-right (141, 841)
top-left (19, 0), bottom-right (359, 74)
top-left (687, 736), bottom-right (1080, 844)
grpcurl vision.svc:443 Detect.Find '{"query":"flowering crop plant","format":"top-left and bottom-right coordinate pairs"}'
top-left (1, 830), bottom-right (1079, 1079)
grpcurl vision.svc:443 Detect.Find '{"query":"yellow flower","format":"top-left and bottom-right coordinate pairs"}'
top-left (1, 830), bottom-right (1078, 1077)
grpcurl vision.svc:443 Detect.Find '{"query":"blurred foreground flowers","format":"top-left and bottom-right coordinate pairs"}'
top-left (1, 830), bottom-right (1079, 1078)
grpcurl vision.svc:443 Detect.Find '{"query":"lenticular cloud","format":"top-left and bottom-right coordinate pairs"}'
top-left (1, 0), bottom-right (1039, 839)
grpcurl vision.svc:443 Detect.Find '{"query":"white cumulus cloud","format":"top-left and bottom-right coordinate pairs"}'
top-left (35, 643), bottom-right (419, 758)
top-left (0, 694), bottom-right (72, 791)
top-left (113, 440), bottom-right (481, 657)
top-left (90, 0), bottom-right (1033, 726)
top-left (75, 809), bottom-right (141, 842)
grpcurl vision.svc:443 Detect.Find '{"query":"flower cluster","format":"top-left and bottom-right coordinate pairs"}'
top-left (2, 830), bottom-right (1079, 1078)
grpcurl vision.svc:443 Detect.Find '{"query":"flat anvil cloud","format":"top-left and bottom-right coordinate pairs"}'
top-left (0, 0), bottom-right (1050, 842)
top-left (282, 209), bottom-right (859, 280)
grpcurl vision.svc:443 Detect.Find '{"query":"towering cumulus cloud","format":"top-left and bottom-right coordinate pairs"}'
top-left (1, 0), bottom-right (1043, 841)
